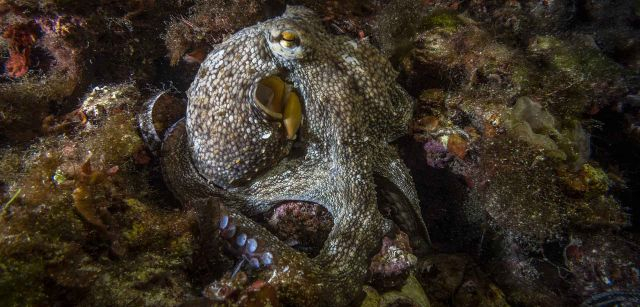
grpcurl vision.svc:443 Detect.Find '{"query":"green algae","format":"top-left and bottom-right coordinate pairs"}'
top-left (402, 3), bottom-right (630, 261)
top-left (83, 112), bottom-right (142, 163)
top-left (0, 257), bottom-right (46, 306)
top-left (527, 35), bottom-right (627, 121)
top-left (0, 84), bottom-right (197, 306)
top-left (422, 9), bottom-right (463, 32)
top-left (530, 36), bottom-right (622, 80)
top-left (510, 62), bottom-right (542, 95)
top-left (579, 164), bottom-right (610, 197)
top-left (361, 275), bottom-right (430, 307)
top-left (52, 169), bottom-right (66, 185)
top-left (0, 73), bottom-right (80, 143)
top-left (0, 188), bottom-right (21, 217)
top-left (559, 163), bottom-right (611, 200)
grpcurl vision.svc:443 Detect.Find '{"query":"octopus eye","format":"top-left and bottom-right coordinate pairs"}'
top-left (267, 29), bottom-right (304, 59)
top-left (252, 75), bottom-right (302, 140)
top-left (279, 30), bottom-right (300, 49)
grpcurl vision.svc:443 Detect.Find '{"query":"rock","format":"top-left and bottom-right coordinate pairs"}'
top-left (263, 201), bottom-right (333, 256)
top-left (202, 272), bottom-right (281, 306)
top-left (422, 139), bottom-right (452, 169)
top-left (504, 96), bottom-right (565, 160)
top-left (369, 232), bottom-right (418, 291)
top-left (564, 231), bottom-right (640, 300)
top-left (446, 134), bottom-right (468, 160)
top-left (418, 254), bottom-right (509, 307)
top-left (361, 275), bottom-right (430, 307)
top-left (0, 83), bottom-right (195, 306)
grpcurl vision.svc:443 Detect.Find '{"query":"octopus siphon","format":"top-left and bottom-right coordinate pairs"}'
top-left (141, 6), bottom-right (430, 306)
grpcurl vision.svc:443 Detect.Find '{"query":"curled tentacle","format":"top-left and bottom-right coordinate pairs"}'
top-left (196, 198), bottom-right (387, 306)
top-left (372, 146), bottom-right (431, 254)
top-left (155, 6), bottom-right (431, 306)
top-left (138, 91), bottom-right (186, 155)
top-left (166, 124), bottom-right (390, 305)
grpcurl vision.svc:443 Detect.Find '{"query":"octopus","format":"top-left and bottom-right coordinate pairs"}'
top-left (141, 6), bottom-right (429, 306)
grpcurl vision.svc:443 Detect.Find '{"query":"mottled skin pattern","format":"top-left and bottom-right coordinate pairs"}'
top-left (156, 6), bottom-right (429, 306)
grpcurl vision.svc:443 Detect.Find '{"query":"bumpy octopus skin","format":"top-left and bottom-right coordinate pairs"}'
top-left (151, 6), bottom-right (430, 306)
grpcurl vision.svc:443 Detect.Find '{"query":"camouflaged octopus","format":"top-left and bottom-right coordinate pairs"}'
top-left (143, 6), bottom-right (429, 306)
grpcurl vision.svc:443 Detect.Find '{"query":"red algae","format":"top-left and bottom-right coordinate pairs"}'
top-left (2, 22), bottom-right (37, 77)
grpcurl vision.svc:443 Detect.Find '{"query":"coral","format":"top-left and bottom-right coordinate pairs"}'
top-left (394, 2), bottom-right (636, 305)
top-left (0, 0), bottom-right (203, 144)
top-left (446, 133), bottom-right (468, 159)
top-left (505, 96), bottom-right (594, 168)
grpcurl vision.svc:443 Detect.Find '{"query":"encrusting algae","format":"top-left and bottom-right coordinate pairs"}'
top-left (0, 84), bottom-right (196, 306)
